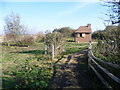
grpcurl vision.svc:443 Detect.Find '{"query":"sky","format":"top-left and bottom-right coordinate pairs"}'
top-left (0, 0), bottom-right (109, 34)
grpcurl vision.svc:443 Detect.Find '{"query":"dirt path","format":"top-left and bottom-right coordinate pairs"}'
top-left (49, 49), bottom-right (95, 88)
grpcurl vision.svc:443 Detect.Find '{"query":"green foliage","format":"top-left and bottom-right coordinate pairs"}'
top-left (92, 30), bottom-right (104, 40)
top-left (36, 32), bottom-right (45, 43)
top-left (2, 44), bottom-right (53, 89)
top-left (35, 54), bottom-right (51, 61)
top-left (14, 57), bottom-right (51, 88)
top-left (3, 56), bottom-right (53, 88)
top-left (92, 26), bottom-right (120, 64)
top-left (53, 27), bottom-right (75, 38)
top-left (92, 26), bottom-right (119, 40)
top-left (45, 32), bottom-right (66, 55)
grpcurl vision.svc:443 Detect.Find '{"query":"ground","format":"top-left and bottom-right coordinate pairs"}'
top-left (49, 49), bottom-right (96, 88)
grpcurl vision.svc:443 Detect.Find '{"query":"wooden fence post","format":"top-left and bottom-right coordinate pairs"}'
top-left (89, 41), bottom-right (92, 50)
top-left (52, 44), bottom-right (54, 60)
top-left (45, 44), bottom-right (47, 54)
top-left (88, 41), bottom-right (92, 70)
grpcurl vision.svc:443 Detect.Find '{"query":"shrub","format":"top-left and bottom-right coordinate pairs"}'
top-left (3, 35), bottom-right (35, 47)
top-left (18, 35), bottom-right (35, 45)
top-left (36, 32), bottom-right (45, 43)
top-left (92, 26), bottom-right (120, 64)
top-left (53, 27), bottom-right (75, 38)
top-left (45, 32), bottom-right (66, 55)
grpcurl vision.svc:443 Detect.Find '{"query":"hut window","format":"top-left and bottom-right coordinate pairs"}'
top-left (79, 33), bottom-right (85, 38)
top-left (80, 33), bottom-right (82, 37)
top-left (82, 33), bottom-right (85, 37)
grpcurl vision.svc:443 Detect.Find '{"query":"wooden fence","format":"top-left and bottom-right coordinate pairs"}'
top-left (88, 42), bottom-right (120, 89)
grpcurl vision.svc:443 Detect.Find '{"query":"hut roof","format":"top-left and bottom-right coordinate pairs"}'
top-left (75, 24), bottom-right (92, 33)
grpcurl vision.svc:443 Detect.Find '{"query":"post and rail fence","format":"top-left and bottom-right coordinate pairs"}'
top-left (88, 41), bottom-right (120, 89)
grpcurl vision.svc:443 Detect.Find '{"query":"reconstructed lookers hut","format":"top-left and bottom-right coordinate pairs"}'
top-left (75, 24), bottom-right (92, 43)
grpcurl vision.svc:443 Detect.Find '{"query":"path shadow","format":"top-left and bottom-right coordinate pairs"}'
top-left (48, 55), bottom-right (72, 88)
top-left (61, 55), bottom-right (72, 70)
top-left (10, 49), bottom-right (44, 55)
top-left (49, 50), bottom-right (93, 88)
top-left (72, 51), bottom-right (92, 88)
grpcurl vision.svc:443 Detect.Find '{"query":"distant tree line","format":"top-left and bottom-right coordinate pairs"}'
top-left (53, 27), bottom-right (75, 38)
top-left (92, 26), bottom-right (118, 40)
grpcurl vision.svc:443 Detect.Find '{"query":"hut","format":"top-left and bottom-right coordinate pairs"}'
top-left (75, 24), bottom-right (92, 43)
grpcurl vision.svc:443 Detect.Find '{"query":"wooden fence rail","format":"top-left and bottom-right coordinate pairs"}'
top-left (88, 42), bottom-right (120, 89)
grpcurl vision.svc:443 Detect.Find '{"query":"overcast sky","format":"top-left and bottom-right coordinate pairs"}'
top-left (0, 0), bottom-right (109, 34)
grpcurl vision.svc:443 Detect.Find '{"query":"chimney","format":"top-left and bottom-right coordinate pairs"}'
top-left (87, 24), bottom-right (91, 28)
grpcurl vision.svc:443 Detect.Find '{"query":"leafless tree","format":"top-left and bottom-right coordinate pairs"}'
top-left (102, 0), bottom-right (120, 24)
top-left (4, 12), bottom-right (27, 46)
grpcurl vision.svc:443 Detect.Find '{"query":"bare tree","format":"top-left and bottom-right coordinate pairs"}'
top-left (4, 12), bottom-right (27, 45)
top-left (102, 0), bottom-right (120, 24)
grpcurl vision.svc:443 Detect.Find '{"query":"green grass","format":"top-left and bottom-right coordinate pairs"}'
top-left (1, 43), bottom-right (54, 88)
top-left (63, 42), bottom-right (88, 55)
top-left (1, 41), bottom-right (89, 89)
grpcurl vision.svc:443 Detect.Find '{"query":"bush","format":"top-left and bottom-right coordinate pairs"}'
top-left (92, 30), bottom-right (104, 40)
top-left (35, 32), bottom-right (45, 43)
top-left (53, 27), bottom-right (75, 38)
top-left (92, 26), bottom-right (120, 64)
top-left (17, 35), bottom-right (35, 45)
top-left (45, 32), bottom-right (66, 55)
top-left (3, 35), bottom-right (35, 47)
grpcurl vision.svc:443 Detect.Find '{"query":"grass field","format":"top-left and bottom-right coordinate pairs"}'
top-left (1, 41), bottom-right (88, 88)
top-left (1, 43), bottom-right (53, 88)
top-left (64, 42), bottom-right (88, 54)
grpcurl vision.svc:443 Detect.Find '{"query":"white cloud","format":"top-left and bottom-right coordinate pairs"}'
top-left (56, 2), bottom-right (91, 17)
top-left (2, 0), bottom-right (101, 2)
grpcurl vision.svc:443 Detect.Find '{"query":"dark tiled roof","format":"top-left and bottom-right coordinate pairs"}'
top-left (75, 25), bottom-right (92, 33)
